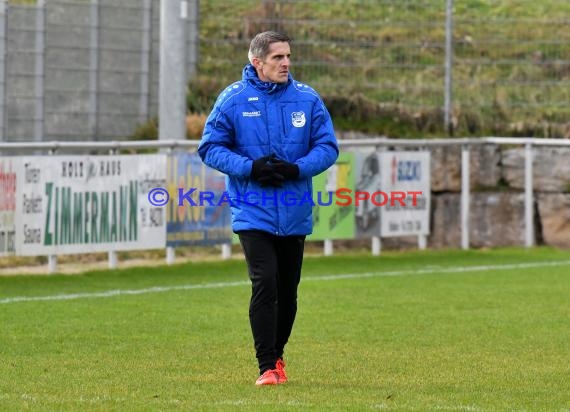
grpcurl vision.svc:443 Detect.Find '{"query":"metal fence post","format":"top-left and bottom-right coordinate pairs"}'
top-left (166, 246), bottom-right (176, 264)
top-left (0, 0), bottom-right (6, 142)
top-left (108, 251), bottom-right (118, 269)
top-left (89, 0), bottom-right (100, 140)
top-left (139, 0), bottom-right (152, 124)
top-left (418, 234), bottom-right (427, 250)
top-left (107, 147), bottom-right (119, 268)
top-left (159, 0), bottom-right (188, 141)
top-left (444, 0), bottom-right (453, 136)
top-left (186, 0), bottom-right (199, 80)
top-left (34, 0), bottom-right (46, 142)
top-left (324, 239), bottom-right (333, 256)
top-left (221, 243), bottom-right (231, 260)
top-left (47, 148), bottom-right (57, 273)
top-left (461, 144), bottom-right (470, 249)
top-left (524, 142), bottom-right (534, 247)
top-left (371, 236), bottom-right (381, 256)
top-left (372, 144), bottom-right (386, 256)
top-left (165, 144), bottom-right (175, 265)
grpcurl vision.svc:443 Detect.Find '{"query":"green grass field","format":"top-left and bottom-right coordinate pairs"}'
top-left (1, 247), bottom-right (569, 411)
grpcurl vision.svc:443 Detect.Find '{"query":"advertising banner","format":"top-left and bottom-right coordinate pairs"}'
top-left (0, 158), bottom-right (18, 256)
top-left (379, 151), bottom-right (431, 237)
top-left (353, 149), bottom-right (382, 239)
top-left (166, 153), bottom-right (232, 246)
top-left (15, 155), bottom-right (167, 255)
top-left (309, 152), bottom-right (355, 240)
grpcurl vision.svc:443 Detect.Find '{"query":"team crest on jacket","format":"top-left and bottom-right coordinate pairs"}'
top-left (291, 111), bottom-right (306, 128)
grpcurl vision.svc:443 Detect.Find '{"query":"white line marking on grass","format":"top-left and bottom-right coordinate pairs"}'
top-left (0, 280), bottom-right (249, 304)
top-left (1, 259), bottom-right (569, 305)
top-left (308, 259), bottom-right (570, 281)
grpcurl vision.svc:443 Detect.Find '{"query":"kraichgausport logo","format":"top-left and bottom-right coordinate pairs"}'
top-left (147, 187), bottom-right (425, 209)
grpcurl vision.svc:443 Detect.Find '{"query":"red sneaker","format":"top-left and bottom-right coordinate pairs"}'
top-left (275, 358), bottom-right (288, 383)
top-left (255, 369), bottom-right (280, 386)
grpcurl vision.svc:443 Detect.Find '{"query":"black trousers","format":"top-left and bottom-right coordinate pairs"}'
top-left (238, 230), bottom-right (306, 374)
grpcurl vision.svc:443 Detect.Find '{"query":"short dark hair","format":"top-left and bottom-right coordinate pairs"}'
top-left (248, 31), bottom-right (291, 63)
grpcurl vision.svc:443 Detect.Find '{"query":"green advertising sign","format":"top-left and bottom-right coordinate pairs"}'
top-left (309, 152), bottom-right (355, 240)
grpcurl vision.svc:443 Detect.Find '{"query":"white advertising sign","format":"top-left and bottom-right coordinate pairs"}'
top-left (15, 155), bottom-right (167, 255)
top-left (0, 158), bottom-right (18, 256)
top-left (379, 151), bottom-right (431, 237)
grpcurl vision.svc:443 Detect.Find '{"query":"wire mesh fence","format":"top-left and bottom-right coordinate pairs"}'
top-left (1, 0), bottom-right (196, 142)
top-left (451, 2), bottom-right (569, 133)
top-left (199, 0), bottom-right (570, 136)
top-left (0, 0), bottom-right (569, 142)
top-left (2, 0), bottom-right (163, 141)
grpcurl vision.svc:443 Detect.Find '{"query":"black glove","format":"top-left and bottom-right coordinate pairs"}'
top-left (251, 154), bottom-right (283, 187)
top-left (269, 159), bottom-right (300, 180)
top-left (258, 171), bottom-right (285, 188)
top-left (251, 154), bottom-right (275, 181)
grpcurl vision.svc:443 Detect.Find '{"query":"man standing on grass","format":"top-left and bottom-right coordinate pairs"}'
top-left (198, 31), bottom-right (338, 385)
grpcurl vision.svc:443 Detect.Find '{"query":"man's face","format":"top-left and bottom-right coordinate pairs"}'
top-left (254, 42), bottom-right (291, 84)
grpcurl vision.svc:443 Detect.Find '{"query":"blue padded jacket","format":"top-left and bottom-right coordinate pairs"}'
top-left (198, 64), bottom-right (339, 236)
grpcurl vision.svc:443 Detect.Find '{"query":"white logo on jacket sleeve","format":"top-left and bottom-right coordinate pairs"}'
top-left (291, 111), bottom-right (306, 127)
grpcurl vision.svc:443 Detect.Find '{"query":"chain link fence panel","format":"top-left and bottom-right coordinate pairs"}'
top-left (199, 0), bottom-right (569, 137)
top-left (1, 0), bottom-right (568, 141)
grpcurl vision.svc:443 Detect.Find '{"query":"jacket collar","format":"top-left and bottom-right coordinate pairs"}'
top-left (242, 64), bottom-right (292, 94)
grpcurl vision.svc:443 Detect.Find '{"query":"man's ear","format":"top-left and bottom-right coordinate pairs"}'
top-left (252, 56), bottom-right (263, 70)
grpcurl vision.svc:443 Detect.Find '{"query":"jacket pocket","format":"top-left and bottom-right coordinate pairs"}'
top-left (281, 106), bottom-right (311, 146)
